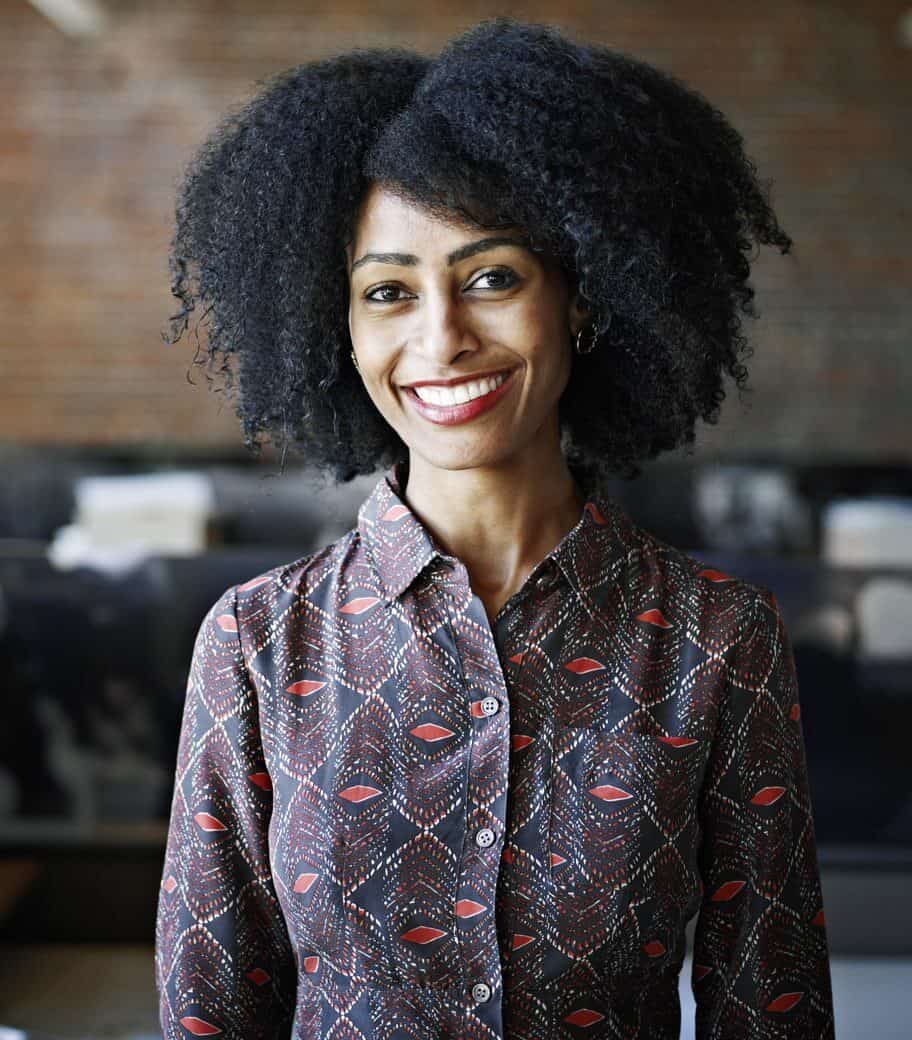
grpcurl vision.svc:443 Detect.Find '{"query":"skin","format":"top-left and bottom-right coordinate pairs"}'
top-left (345, 182), bottom-right (592, 623)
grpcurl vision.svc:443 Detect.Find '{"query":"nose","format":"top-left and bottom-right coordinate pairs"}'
top-left (415, 288), bottom-right (481, 365)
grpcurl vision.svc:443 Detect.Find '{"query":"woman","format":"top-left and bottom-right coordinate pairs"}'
top-left (154, 17), bottom-right (836, 1039)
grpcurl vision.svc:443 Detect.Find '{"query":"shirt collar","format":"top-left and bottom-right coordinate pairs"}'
top-left (356, 458), bottom-right (637, 620)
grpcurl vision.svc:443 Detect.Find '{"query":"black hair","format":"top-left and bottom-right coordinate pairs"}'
top-left (163, 16), bottom-right (792, 490)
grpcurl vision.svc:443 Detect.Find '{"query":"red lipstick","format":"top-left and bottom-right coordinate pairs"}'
top-left (403, 368), bottom-right (518, 427)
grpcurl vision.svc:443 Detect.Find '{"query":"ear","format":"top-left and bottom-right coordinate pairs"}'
top-left (568, 290), bottom-right (592, 338)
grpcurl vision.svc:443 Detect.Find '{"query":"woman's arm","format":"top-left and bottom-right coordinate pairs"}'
top-left (691, 588), bottom-right (836, 1038)
top-left (155, 584), bottom-right (296, 1040)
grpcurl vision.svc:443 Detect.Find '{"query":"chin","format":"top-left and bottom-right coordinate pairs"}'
top-left (408, 440), bottom-right (519, 473)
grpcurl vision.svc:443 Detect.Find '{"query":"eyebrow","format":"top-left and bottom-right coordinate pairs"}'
top-left (350, 235), bottom-right (534, 274)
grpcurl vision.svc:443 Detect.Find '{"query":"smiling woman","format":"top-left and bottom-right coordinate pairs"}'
top-left (344, 186), bottom-right (588, 476)
top-left (155, 15), bottom-right (835, 1040)
top-left (161, 15), bottom-right (792, 492)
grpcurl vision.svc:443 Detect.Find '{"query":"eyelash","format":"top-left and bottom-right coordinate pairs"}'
top-left (362, 267), bottom-right (519, 304)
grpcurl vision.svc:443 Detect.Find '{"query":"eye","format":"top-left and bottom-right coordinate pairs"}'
top-left (470, 267), bottom-right (519, 291)
top-left (363, 284), bottom-right (409, 304)
top-left (363, 266), bottom-right (519, 303)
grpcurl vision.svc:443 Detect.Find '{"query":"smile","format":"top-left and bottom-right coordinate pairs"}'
top-left (412, 370), bottom-right (510, 405)
top-left (402, 368), bottom-right (518, 426)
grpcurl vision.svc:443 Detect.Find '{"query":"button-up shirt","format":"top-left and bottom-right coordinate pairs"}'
top-left (155, 459), bottom-right (836, 1039)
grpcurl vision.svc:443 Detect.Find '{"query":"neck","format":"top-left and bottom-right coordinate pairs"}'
top-left (397, 445), bottom-right (587, 604)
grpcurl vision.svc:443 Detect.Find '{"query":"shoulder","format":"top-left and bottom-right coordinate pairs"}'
top-left (212, 525), bottom-right (363, 635)
top-left (625, 520), bottom-right (776, 642)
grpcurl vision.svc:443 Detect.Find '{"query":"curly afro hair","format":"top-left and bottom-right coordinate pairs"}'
top-left (163, 16), bottom-right (792, 490)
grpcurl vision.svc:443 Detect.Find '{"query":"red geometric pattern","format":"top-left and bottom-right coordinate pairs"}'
top-left (155, 459), bottom-right (836, 1038)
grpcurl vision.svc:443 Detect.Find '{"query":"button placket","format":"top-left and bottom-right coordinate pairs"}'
top-left (439, 568), bottom-right (509, 1019)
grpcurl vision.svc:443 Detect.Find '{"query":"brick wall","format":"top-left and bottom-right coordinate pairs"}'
top-left (3, 0), bottom-right (909, 460)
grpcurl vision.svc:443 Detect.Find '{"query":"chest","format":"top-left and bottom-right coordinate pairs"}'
top-left (252, 568), bottom-right (718, 994)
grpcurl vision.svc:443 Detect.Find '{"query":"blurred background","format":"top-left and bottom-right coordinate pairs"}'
top-left (1, 1), bottom-right (910, 1037)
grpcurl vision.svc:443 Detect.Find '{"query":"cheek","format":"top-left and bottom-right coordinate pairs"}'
top-left (528, 326), bottom-right (574, 396)
top-left (349, 328), bottom-right (398, 387)
top-left (355, 347), bottom-right (423, 432)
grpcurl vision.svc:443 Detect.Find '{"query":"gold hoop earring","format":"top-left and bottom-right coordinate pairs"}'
top-left (350, 349), bottom-right (361, 374)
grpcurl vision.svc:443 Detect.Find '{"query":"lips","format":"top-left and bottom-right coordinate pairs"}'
top-left (402, 366), bottom-right (518, 426)
top-left (401, 367), bottom-right (515, 390)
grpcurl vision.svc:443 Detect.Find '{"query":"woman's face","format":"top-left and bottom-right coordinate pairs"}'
top-left (345, 183), bottom-right (589, 473)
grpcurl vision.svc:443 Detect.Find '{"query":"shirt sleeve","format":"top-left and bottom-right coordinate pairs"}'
top-left (154, 583), bottom-right (297, 1040)
top-left (691, 587), bottom-right (836, 1039)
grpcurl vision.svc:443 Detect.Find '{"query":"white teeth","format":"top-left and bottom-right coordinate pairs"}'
top-left (413, 371), bottom-right (509, 406)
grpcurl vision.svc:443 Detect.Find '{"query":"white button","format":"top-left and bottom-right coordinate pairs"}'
top-left (475, 827), bottom-right (496, 848)
top-left (480, 697), bottom-right (500, 716)
top-left (472, 982), bottom-right (492, 1003)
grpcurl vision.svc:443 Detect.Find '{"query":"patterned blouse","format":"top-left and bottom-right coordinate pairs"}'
top-left (155, 459), bottom-right (836, 1039)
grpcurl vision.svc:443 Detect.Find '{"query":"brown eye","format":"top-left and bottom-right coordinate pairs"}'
top-left (363, 284), bottom-right (408, 303)
top-left (471, 268), bottom-right (518, 290)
